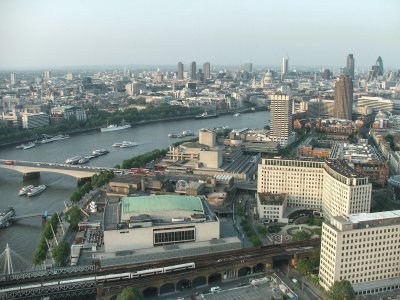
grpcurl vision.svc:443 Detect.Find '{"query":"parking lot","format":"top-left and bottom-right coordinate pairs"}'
top-left (201, 285), bottom-right (273, 300)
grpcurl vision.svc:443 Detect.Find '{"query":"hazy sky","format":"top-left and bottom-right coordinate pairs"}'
top-left (0, 0), bottom-right (399, 70)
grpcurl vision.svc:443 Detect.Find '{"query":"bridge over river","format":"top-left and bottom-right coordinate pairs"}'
top-left (0, 159), bottom-right (115, 182)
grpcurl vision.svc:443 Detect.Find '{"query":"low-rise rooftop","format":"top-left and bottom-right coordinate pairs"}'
top-left (258, 192), bottom-right (287, 205)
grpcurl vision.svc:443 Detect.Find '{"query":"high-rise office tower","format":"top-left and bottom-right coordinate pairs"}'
top-left (376, 56), bottom-right (384, 76)
top-left (44, 70), bottom-right (51, 79)
top-left (177, 62), bottom-right (184, 80)
top-left (190, 61), bottom-right (197, 80)
top-left (10, 73), bottom-right (17, 85)
top-left (203, 62), bottom-right (210, 81)
top-left (281, 57), bottom-right (289, 79)
top-left (270, 94), bottom-right (295, 146)
top-left (322, 68), bottom-right (331, 80)
top-left (347, 54), bottom-right (355, 78)
top-left (333, 75), bottom-right (353, 120)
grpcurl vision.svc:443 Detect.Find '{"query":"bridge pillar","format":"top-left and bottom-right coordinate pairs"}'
top-left (97, 285), bottom-right (105, 297)
top-left (77, 177), bottom-right (91, 186)
top-left (23, 172), bottom-right (40, 181)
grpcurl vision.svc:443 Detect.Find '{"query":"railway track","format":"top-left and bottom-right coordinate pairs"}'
top-left (1, 238), bottom-right (320, 287)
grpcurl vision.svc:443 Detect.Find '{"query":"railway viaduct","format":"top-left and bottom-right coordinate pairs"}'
top-left (97, 242), bottom-right (319, 299)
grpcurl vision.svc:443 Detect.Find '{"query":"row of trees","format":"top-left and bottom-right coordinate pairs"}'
top-left (70, 170), bottom-right (114, 203)
top-left (65, 205), bottom-right (83, 231)
top-left (120, 149), bottom-right (167, 169)
top-left (32, 213), bottom-right (60, 265)
top-left (240, 218), bottom-right (262, 247)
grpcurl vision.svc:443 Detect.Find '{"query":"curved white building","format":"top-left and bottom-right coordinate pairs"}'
top-left (257, 158), bottom-right (371, 220)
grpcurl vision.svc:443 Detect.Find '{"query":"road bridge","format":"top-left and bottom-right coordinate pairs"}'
top-left (0, 239), bottom-right (320, 299)
top-left (0, 159), bottom-right (114, 182)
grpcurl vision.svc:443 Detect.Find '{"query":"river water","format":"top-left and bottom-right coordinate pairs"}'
top-left (0, 110), bottom-right (270, 268)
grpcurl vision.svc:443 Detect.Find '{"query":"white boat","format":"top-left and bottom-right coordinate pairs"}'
top-left (51, 134), bottom-right (70, 141)
top-left (182, 130), bottom-right (195, 136)
top-left (18, 185), bottom-right (34, 196)
top-left (78, 157), bottom-right (90, 164)
top-left (168, 133), bottom-right (178, 138)
top-left (27, 185), bottom-right (46, 197)
top-left (112, 142), bottom-right (122, 147)
top-left (23, 142), bottom-right (36, 150)
top-left (92, 149), bottom-right (109, 156)
top-left (39, 137), bottom-right (53, 144)
top-left (119, 141), bottom-right (138, 148)
top-left (101, 120), bottom-right (131, 133)
top-left (16, 144), bottom-right (25, 149)
top-left (233, 113), bottom-right (240, 117)
top-left (66, 156), bottom-right (83, 164)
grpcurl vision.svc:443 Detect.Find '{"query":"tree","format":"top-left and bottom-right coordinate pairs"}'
top-left (296, 257), bottom-right (312, 275)
top-left (52, 241), bottom-right (70, 266)
top-left (327, 280), bottom-right (355, 300)
top-left (66, 205), bottom-right (82, 231)
top-left (292, 230), bottom-right (311, 241)
top-left (116, 287), bottom-right (143, 300)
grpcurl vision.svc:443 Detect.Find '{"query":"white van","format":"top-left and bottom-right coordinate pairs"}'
top-left (210, 286), bottom-right (222, 293)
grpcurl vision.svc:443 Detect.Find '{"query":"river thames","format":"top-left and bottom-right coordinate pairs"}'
top-left (0, 110), bottom-right (270, 268)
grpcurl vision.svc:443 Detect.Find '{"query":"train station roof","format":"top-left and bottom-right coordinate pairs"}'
top-left (121, 195), bottom-right (205, 215)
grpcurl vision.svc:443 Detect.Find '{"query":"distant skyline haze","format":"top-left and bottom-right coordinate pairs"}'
top-left (0, 0), bottom-right (399, 70)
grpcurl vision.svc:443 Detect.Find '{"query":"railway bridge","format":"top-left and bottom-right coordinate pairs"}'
top-left (0, 240), bottom-right (320, 299)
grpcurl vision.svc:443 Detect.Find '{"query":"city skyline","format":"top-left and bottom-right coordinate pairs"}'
top-left (0, 0), bottom-right (399, 69)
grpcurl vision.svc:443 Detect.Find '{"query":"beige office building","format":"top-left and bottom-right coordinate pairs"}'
top-left (257, 158), bottom-right (371, 219)
top-left (319, 210), bottom-right (400, 296)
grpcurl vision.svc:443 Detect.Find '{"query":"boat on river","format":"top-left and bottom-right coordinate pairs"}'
top-left (27, 185), bottom-right (46, 197)
top-left (51, 134), bottom-right (70, 141)
top-left (195, 112), bottom-right (218, 119)
top-left (101, 119), bottom-right (131, 132)
top-left (78, 157), bottom-right (90, 164)
top-left (92, 149), bottom-right (109, 156)
top-left (23, 142), bottom-right (36, 150)
top-left (66, 156), bottom-right (83, 164)
top-left (119, 141), bottom-right (138, 148)
top-left (18, 185), bottom-right (34, 196)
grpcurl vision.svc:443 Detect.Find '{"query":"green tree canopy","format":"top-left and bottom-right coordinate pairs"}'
top-left (52, 241), bottom-right (70, 266)
top-left (327, 280), bottom-right (355, 300)
top-left (116, 287), bottom-right (143, 300)
top-left (292, 230), bottom-right (311, 241)
top-left (66, 205), bottom-right (82, 231)
top-left (296, 257), bottom-right (313, 275)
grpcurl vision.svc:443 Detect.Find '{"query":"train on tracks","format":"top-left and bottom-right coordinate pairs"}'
top-left (0, 262), bottom-right (195, 294)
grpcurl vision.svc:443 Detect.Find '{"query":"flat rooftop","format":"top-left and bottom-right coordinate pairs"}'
top-left (348, 210), bottom-right (400, 223)
top-left (332, 210), bottom-right (400, 230)
top-left (324, 159), bottom-right (365, 179)
top-left (121, 195), bottom-right (205, 214)
top-left (258, 192), bottom-right (286, 205)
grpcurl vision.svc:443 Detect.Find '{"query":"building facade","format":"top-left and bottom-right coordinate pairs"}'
top-left (190, 61), bottom-right (197, 80)
top-left (177, 62), bottom-right (184, 80)
top-left (103, 195), bottom-right (220, 252)
top-left (282, 57), bottom-right (289, 79)
top-left (21, 113), bottom-right (49, 129)
top-left (203, 62), bottom-right (210, 81)
top-left (356, 97), bottom-right (393, 114)
top-left (51, 105), bottom-right (87, 122)
top-left (257, 192), bottom-right (288, 222)
top-left (333, 75), bottom-right (353, 120)
top-left (257, 158), bottom-right (372, 220)
top-left (319, 210), bottom-right (400, 296)
top-left (269, 94), bottom-right (295, 147)
top-left (347, 54), bottom-right (355, 78)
